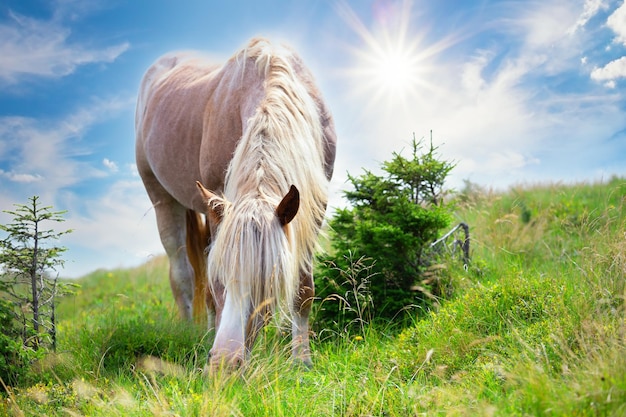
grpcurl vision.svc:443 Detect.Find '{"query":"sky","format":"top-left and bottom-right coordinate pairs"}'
top-left (1, 0), bottom-right (626, 278)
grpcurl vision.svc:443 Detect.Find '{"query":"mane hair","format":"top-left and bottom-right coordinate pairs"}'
top-left (207, 38), bottom-right (329, 319)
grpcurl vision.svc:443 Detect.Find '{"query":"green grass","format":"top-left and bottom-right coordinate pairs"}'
top-left (2, 178), bottom-right (625, 416)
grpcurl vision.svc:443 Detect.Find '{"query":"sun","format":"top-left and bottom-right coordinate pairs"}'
top-left (375, 50), bottom-right (414, 88)
top-left (337, 0), bottom-right (452, 111)
top-left (363, 38), bottom-right (424, 98)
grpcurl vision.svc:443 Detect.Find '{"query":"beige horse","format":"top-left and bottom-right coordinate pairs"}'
top-left (135, 38), bottom-right (336, 368)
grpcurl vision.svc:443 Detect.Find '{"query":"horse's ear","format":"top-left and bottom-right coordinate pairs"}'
top-left (196, 181), bottom-right (216, 203)
top-left (196, 181), bottom-right (224, 221)
top-left (276, 185), bottom-right (299, 226)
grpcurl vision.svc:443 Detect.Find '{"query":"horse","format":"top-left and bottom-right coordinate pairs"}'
top-left (135, 38), bottom-right (336, 368)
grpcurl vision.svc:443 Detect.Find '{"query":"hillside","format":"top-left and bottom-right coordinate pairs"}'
top-left (2, 178), bottom-right (625, 416)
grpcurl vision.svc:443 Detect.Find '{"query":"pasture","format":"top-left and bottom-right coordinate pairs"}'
top-left (2, 178), bottom-right (625, 416)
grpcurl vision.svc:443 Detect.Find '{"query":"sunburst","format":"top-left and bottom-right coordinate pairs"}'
top-left (337, 0), bottom-right (453, 112)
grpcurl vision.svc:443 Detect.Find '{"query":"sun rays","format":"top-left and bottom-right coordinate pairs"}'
top-left (355, 31), bottom-right (425, 102)
top-left (337, 0), bottom-right (455, 114)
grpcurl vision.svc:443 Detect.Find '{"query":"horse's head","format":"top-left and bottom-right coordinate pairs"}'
top-left (196, 181), bottom-right (300, 369)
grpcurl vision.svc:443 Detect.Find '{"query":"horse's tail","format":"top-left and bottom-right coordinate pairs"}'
top-left (185, 209), bottom-right (212, 324)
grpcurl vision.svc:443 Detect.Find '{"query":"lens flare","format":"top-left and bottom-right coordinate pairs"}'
top-left (362, 37), bottom-right (423, 98)
top-left (336, 0), bottom-right (455, 113)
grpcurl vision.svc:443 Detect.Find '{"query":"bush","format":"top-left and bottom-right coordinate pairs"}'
top-left (315, 135), bottom-right (454, 332)
top-left (0, 299), bottom-right (43, 390)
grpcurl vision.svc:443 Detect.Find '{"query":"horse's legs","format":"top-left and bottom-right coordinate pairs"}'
top-left (141, 174), bottom-right (195, 320)
top-left (158, 201), bottom-right (196, 320)
top-left (292, 269), bottom-right (314, 367)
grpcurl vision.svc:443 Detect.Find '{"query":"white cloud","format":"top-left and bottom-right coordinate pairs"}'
top-left (61, 180), bottom-right (163, 277)
top-left (588, 2), bottom-right (626, 87)
top-left (0, 96), bottom-right (134, 202)
top-left (461, 51), bottom-right (490, 95)
top-left (605, 79), bottom-right (617, 88)
top-left (570, 0), bottom-right (607, 32)
top-left (591, 56), bottom-right (626, 81)
top-left (607, 1), bottom-right (626, 46)
top-left (515, 1), bottom-right (579, 48)
top-left (0, 10), bottom-right (129, 84)
top-left (51, 0), bottom-right (112, 22)
top-left (488, 151), bottom-right (540, 171)
top-left (0, 1), bottom-right (134, 276)
top-left (0, 169), bottom-right (43, 183)
top-left (128, 163), bottom-right (140, 177)
top-left (103, 158), bottom-right (119, 173)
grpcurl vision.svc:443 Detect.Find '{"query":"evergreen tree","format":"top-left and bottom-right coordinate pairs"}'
top-left (0, 196), bottom-right (73, 352)
top-left (315, 135), bottom-right (454, 330)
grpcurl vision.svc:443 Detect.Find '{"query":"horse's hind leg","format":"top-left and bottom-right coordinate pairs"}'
top-left (292, 269), bottom-right (314, 368)
top-left (157, 200), bottom-right (196, 320)
top-left (141, 175), bottom-right (195, 320)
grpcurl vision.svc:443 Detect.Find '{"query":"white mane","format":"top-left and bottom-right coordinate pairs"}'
top-left (207, 39), bottom-right (329, 318)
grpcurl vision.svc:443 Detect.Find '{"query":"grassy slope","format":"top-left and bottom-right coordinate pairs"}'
top-left (2, 178), bottom-right (625, 416)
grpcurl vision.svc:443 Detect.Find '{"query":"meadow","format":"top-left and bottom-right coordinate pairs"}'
top-left (1, 178), bottom-right (625, 416)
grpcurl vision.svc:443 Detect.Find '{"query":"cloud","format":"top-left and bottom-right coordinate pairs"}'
top-left (487, 151), bottom-right (541, 171)
top-left (103, 158), bottom-right (119, 173)
top-left (570, 0), bottom-right (607, 32)
top-left (607, 1), bottom-right (626, 46)
top-left (0, 9), bottom-right (129, 84)
top-left (588, 2), bottom-right (626, 87)
top-left (61, 179), bottom-right (163, 277)
top-left (513, 1), bottom-right (579, 48)
top-left (505, 0), bottom-right (604, 78)
top-left (591, 56), bottom-right (626, 83)
top-left (51, 0), bottom-right (112, 22)
top-left (0, 96), bottom-right (134, 202)
top-left (0, 169), bottom-right (43, 183)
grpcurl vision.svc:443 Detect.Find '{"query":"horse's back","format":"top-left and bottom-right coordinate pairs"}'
top-left (135, 39), bottom-right (337, 212)
top-left (135, 52), bottom-right (226, 212)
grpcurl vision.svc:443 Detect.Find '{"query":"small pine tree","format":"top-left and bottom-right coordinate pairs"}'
top-left (0, 196), bottom-right (73, 353)
top-left (315, 134), bottom-right (454, 331)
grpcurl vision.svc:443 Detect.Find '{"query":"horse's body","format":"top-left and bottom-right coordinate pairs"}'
top-left (135, 38), bottom-right (336, 367)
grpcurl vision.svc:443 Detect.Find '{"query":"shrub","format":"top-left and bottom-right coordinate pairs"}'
top-left (315, 135), bottom-right (454, 331)
top-left (0, 298), bottom-right (43, 389)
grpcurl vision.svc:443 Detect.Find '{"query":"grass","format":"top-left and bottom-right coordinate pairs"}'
top-left (1, 177), bottom-right (625, 416)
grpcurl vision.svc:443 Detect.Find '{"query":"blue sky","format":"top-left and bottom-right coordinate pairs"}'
top-left (1, 0), bottom-right (626, 277)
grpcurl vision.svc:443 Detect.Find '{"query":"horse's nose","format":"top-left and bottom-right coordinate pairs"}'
top-left (208, 350), bottom-right (245, 372)
top-left (230, 355), bottom-right (244, 369)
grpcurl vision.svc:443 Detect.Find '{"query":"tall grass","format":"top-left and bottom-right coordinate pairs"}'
top-left (1, 178), bottom-right (625, 416)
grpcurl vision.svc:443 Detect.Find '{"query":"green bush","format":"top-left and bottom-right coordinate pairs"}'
top-left (315, 136), bottom-right (454, 331)
top-left (0, 298), bottom-right (43, 390)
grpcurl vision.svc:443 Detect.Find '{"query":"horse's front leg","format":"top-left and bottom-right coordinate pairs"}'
top-left (292, 270), bottom-right (314, 368)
